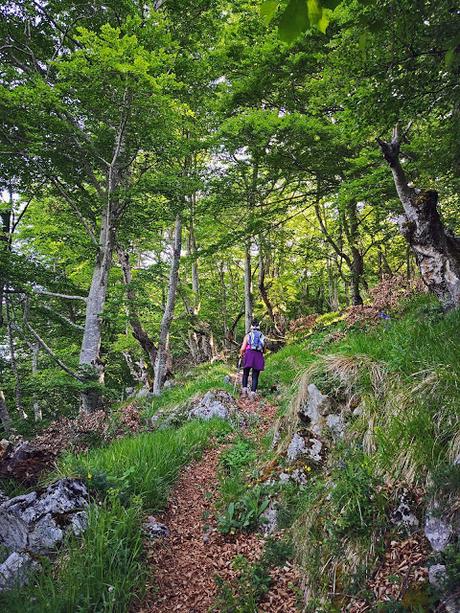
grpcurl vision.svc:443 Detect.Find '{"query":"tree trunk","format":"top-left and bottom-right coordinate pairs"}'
top-left (79, 206), bottom-right (115, 412)
top-left (350, 248), bottom-right (364, 306)
top-left (0, 190), bottom-right (12, 329)
top-left (244, 245), bottom-right (253, 333)
top-left (117, 248), bottom-right (157, 388)
top-left (5, 298), bottom-right (26, 419)
top-left (153, 213), bottom-right (182, 396)
top-left (378, 126), bottom-right (460, 309)
top-left (345, 201), bottom-right (364, 306)
top-left (0, 390), bottom-right (12, 434)
top-left (219, 262), bottom-right (230, 349)
top-left (258, 243), bottom-right (283, 335)
top-left (31, 342), bottom-right (42, 422)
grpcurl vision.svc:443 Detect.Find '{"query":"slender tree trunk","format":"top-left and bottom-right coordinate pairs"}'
top-left (79, 206), bottom-right (115, 412)
top-left (153, 213), bottom-right (182, 395)
top-left (244, 245), bottom-right (253, 333)
top-left (0, 390), bottom-right (11, 434)
top-left (0, 190), bottom-right (12, 328)
top-left (378, 126), bottom-right (460, 309)
top-left (117, 248), bottom-right (157, 388)
top-left (345, 201), bottom-right (364, 306)
top-left (219, 262), bottom-right (230, 348)
top-left (5, 298), bottom-right (26, 419)
top-left (258, 242), bottom-right (283, 334)
top-left (31, 342), bottom-right (42, 422)
top-left (189, 195), bottom-right (200, 303)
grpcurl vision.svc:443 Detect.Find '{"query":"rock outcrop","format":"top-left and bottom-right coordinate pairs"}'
top-left (150, 389), bottom-right (242, 430)
top-left (0, 478), bottom-right (89, 592)
top-left (298, 384), bottom-right (344, 440)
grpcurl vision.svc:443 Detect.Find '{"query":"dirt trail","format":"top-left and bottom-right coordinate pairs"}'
top-left (138, 397), bottom-right (300, 612)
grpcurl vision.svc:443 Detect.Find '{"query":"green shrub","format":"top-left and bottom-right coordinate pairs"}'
top-left (217, 484), bottom-right (271, 535)
top-left (220, 437), bottom-right (258, 477)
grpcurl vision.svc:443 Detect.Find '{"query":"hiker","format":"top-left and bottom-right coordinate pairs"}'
top-left (239, 319), bottom-right (265, 400)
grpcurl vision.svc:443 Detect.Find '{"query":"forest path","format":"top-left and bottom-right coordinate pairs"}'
top-left (138, 396), bottom-right (300, 612)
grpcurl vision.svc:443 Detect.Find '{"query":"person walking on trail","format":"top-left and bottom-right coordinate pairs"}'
top-left (240, 319), bottom-right (265, 400)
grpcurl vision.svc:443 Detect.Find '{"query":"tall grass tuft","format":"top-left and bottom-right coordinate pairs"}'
top-left (55, 418), bottom-right (230, 510)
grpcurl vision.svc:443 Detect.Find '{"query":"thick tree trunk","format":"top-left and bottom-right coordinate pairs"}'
top-left (153, 213), bottom-right (182, 396)
top-left (378, 126), bottom-right (460, 309)
top-left (79, 207), bottom-right (115, 412)
top-left (117, 248), bottom-right (157, 388)
top-left (0, 390), bottom-right (12, 434)
top-left (244, 246), bottom-right (253, 333)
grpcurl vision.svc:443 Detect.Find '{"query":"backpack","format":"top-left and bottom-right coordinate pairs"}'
top-left (248, 329), bottom-right (265, 352)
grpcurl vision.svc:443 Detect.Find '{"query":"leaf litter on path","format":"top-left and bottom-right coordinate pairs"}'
top-left (138, 396), bottom-right (300, 612)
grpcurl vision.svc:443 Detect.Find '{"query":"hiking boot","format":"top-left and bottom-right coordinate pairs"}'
top-left (241, 387), bottom-right (248, 397)
top-left (249, 391), bottom-right (257, 401)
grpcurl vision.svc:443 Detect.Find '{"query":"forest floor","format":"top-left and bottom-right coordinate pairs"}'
top-left (138, 395), bottom-right (300, 613)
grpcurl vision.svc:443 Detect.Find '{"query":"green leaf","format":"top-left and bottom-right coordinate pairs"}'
top-left (359, 31), bottom-right (370, 52)
top-left (307, 0), bottom-right (322, 27)
top-left (321, 0), bottom-right (341, 8)
top-left (260, 0), bottom-right (279, 25)
top-left (317, 9), bottom-right (331, 33)
top-left (445, 47), bottom-right (456, 69)
top-left (278, 0), bottom-right (309, 43)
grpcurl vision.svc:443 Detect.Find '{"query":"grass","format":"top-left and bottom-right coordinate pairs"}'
top-left (2, 417), bottom-right (231, 612)
top-left (141, 361), bottom-right (234, 419)
top-left (55, 417), bottom-right (231, 511)
top-left (261, 295), bottom-right (460, 608)
top-left (0, 494), bottom-right (144, 613)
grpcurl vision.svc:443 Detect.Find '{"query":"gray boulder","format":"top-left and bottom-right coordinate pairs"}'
top-left (260, 501), bottom-right (278, 536)
top-left (0, 552), bottom-right (40, 592)
top-left (287, 433), bottom-right (323, 463)
top-left (151, 389), bottom-right (241, 431)
top-left (326, 414), bottom-right (345, 440)
top-left (287, 433), bottom-right (306, 462)
top-left (424, 513), bottom-right (453, 552)
top-left (428, 563), bottom-right (447, 591)
top-left (0, 478), bottom-right (88, 554)
top-left (299, 384), bottom-right (333, 435)
top-left (188, 390), bottom-right (237, 421)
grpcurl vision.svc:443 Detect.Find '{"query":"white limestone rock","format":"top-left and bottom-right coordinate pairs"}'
top-left (0, 552), bottom-right (40, 592)
top-left (424, 514), bottom-right (453, 552)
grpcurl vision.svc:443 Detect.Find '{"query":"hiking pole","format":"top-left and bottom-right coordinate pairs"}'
top-left (233, 356), bottom-right (242, 394)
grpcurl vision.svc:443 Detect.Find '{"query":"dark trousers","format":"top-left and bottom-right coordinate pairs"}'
top-left (242, 367), bottom-right (260, 392)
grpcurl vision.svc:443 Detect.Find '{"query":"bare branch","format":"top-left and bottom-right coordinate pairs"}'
top-left (22, 302), bottom-right (83, 382)
top-left (39, 304), bottom-right (84, 331)
top-left (32, 288), bottom-right (87, 302)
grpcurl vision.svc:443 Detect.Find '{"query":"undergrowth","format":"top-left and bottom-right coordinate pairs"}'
top-left (214, 537), bottom-right (295, 612)
top-left (141, 362), bottom-right (233, 419)
top-left (55, 418), bottom-right (231, 510)
top-left (0, 494), bottom-right (144, 613)
top-left (3, 418), bottom-right (230, 611)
